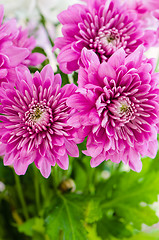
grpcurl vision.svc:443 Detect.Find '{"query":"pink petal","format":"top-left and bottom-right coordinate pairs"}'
top-left (86, 143), bottom-right (103, 158)
top-left (125, 45), bottom-right (144, 68)
top-left (128, 148), bottom-right (142, 172)
top-left (90, 154), bottom-right (105, 167)
top-left (27, 52), bottom-right (46, 66)
top-left (40, 64), bottom-right (54, 82)
top-left (3, 46), bottom-right (29, 67)
top-left (81, 48), bottom-right (100, 69)
top-left (14, 160), bottom-right (29, 175)
top-left (61, 83), bottom-right (77, 98)
top-left (0, 69), bottom-right (7, 78)
top-left (53, 74), bottom-right (62, 87)
top-left (54, 145), bottom-right (66, 156)
top-left (67, 114), bottom-right (81, 128)
top-left (57, 4), bottom-right (84, 25)
top-left (37, 157), bottom-right (51, 178)
top-left (108, 48), bottom-right (126, 69)
top-left (146, 140), bottom-right (158, 158)
top-left (56, 153), bottom-right (69, 170)
top-left (64, 138), bottom-right (79, 157)
top-left (0, 142), bottom-right (5, 155)
top-left (13, 154), bottom-right (34, 175)
top-left (67, 94), bottom-right (92, 111)
top-left (98, 62), bottom-right (116, 80)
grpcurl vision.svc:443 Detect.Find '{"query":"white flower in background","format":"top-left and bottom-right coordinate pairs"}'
top-left (37, 0), bottom-right (81, 23)
top-left (145, 47), bottom-right (159, 61)
top-left (1, 0), bottom-right (80, 23)
top-left (1, 0), bottom-right (37, 24)
top-left (35, 24), bottom-right (58, 71)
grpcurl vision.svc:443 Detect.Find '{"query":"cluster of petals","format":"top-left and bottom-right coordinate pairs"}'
top-left (13, 26), bottom-right (46, 67)
top-left (0, 65), bottom-right (79, 178)
top-left (124, 0), bottom-right (159, 19)
top-left (54, 0), bottom-right (155, 73)
top-left (123, 0), bottom-right (159, 14)
top-left (123, 0), bottom-right (159, 47)
top-left (0, 5), bottom-right (45, 85)
top-left (67, 46), bottom-right (159, 172)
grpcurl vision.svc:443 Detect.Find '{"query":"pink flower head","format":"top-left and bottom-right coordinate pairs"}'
top-left (124, 0), bottom-right (159, 14)
top-left (67, 46), bottom-right (159, 172)
top-left (13, 27), bottom-right (46, 66)
top-left (0, 65), bottom-right (79, 178)
top-left (54, 0), bottom-right (150, 73)
top-left (122, 0), bottom-right (159, 47)
top-left (0, 5), bottom-right (45, 86)
top-left (0, 5), bottom-right (29, 83)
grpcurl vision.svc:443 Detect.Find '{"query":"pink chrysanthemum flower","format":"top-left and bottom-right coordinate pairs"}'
top-left (123, 0), bottom-right (159, 15)
top-left (0, 5), bottom-right (29, 83)
top-left (0, 65), bottom-right (79, 178)
top-left (54, 0), bottom-right (152, 73)
top-left (13, 27), bottom-right (46, 66)
top-left (0, 5), bottom-right (45, 85)
top-left (67, 46), bottom-right (159, 171)
top-left (122, 0), bottom-right (159, 47)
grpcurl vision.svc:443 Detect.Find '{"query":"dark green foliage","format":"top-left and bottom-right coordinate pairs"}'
top-left (72, 72), bottom-right (78, 85)
top-left (1, 146), bottom-right (159, 240)
top-left (32, 47), bottom-right (47, 56)
top-left (45, 193), bottom-right (87, 240)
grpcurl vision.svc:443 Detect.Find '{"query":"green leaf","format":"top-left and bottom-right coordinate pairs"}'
top-left (72, 72), bottom-right (78, 85)
top-left (114, 205), bottom-right (158, 230)
top-left (45, 193), bottom-right (87, 240)
top-left (0, 160), bottom-right (15, 185)
top-left (85, 224), bottom-right (102, 240)
top-left (32, 46), bottom-right (47, 56)
top-left (96, 159), bottom-right (159, 233)
top-left (73, 160), bottom-right (87, 191)
top-left (85, 199), bottom-right (103, 223)
top-left (97, 215), bottom-right (132, 239)
top-left (18, 217), bottom-right (46, 238)
top-left (149, 151), bottom-right (159, 172)
top-left (123, 230), bottom-right (159, 240)
top-left (55, 66), bottom-right (69, 87)
top-left (18, 218), bottom-right (35, 236)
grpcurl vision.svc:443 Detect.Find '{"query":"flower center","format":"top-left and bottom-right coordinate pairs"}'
top-left (31, 107), bottom-right (43, 120)
top-left (90, 27), bottom-right (126, 61)
top-left (108, 96), bottom-right (136, 123)
top-left (99, 28), bottom-right (120, 46)
top-left (25, 99), bottom-right (53, 133)
top-left (120, 104), bottom-right (129, 113)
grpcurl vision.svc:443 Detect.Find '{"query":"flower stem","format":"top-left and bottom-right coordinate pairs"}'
top-left (34, 166), bottom-right (40, 214)
top-left (40, 13), bottom-right (54, 48)
top-left (14, 172), bottom-right (29, 220)
top-left (51, 165), bottom-right (59, 190)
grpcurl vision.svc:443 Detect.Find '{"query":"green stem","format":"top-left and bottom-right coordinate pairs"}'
top-left (51, 165), bottom-right (59, 190)
top-left (40, 13), bottom-right (54, 48)
top-left (14, 173), bottom-right (29, 220)
top-left (116, 161), bottom-right (122, 170)
top-left (59, 230), bottom-right (64, 240)
top-left (34, 166), bottom-right (40, 214)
